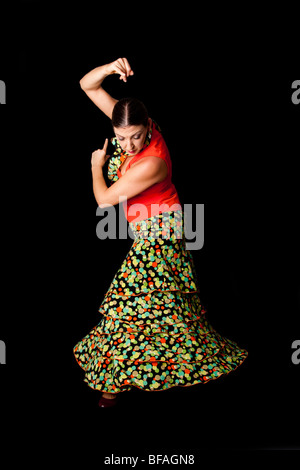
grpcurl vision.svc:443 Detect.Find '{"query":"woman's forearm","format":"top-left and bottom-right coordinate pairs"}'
top-left (79, 63), bottom-right (111, 91)
top-left (92, 166), bottom-right (109, 207)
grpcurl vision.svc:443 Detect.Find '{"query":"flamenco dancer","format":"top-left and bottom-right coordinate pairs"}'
top-left (73, 58), bottom-right (248, 408)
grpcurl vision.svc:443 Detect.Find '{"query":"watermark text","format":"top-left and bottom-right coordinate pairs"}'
top-left (0, 340), bottom-right (6, 364)
top-left (291, 339), bottom-right (300, 365)
top-left (95, 200), bottom-right (204, 250)
top-left (291, 80), bottom-right (300, 105)
top-left (0, 80), bottom-right (6, 104)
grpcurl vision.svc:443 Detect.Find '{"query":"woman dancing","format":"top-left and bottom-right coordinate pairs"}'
top-left (73, 58), bottom-right (248, 408)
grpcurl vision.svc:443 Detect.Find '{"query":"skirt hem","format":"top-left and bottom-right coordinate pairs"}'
top-left (73, 346), bottom-right (249, 394)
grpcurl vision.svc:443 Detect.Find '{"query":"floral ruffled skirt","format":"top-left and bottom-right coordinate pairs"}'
top-left (73, 210), bottom-right (248, 393)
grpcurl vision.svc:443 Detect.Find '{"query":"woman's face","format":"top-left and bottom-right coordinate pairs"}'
top-left (113, 123), bottom-right (149, 156)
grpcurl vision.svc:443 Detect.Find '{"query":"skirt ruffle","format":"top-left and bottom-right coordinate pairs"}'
top-left (73, 210), bottom-right (248, 393)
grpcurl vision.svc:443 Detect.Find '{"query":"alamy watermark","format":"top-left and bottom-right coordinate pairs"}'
top-left (291, 80), bottom-right (300, 105)
top-left (95, 200), bottom-right (204, 250)
top-left (0, 340), bottom-right (6, 364)
top-left (0, 80), bottom-right (6, 104)
top-left (291, 339), bottom-right (300, 365)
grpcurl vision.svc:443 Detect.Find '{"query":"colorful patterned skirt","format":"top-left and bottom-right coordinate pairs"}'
top-left (73, 210), bottom-right (248, 393)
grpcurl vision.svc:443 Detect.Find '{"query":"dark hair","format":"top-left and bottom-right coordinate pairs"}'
top-left (112, 97), bottom-right (148, 128)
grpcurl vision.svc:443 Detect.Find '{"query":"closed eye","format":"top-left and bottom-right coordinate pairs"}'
top-left (116, 133), bottom-right (142, 141)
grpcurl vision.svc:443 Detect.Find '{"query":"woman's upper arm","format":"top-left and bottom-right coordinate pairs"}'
top-left (82, 87), bottom-right (118, 119)
top-left (99, 157), bottom-right (168, 208)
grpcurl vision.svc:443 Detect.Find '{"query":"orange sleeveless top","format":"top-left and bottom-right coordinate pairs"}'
top-left (116, 122), bottom-right (182, 223)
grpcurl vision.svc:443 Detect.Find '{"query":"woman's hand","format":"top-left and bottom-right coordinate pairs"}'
top-left (106, 58), bottom-right (134, 82)
top-left (91, 138), bottom-right (109, 169)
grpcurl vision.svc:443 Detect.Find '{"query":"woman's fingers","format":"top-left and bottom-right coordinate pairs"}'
top-left (113, 63), bottom-right (127, 80)
top-left (112, 58), bottom-right (134, 82)
top-left (119, 59), bottom-right (128, 82)
top-left (123, 57), bottom-right (134, 77)
top-left (91, 139), bottom-right (109, 168)
top-left (102, 138), bottom-right (109, 153)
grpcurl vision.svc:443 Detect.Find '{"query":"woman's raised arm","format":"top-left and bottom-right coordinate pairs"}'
top-left (79, 58), bottom-right (134, 119)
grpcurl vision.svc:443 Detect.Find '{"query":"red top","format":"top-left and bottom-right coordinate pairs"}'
top-left (116, 122), bottom-right (182, 223)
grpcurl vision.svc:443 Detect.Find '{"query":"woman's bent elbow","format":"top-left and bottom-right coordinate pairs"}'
top-left (98, 202), bottom-right (114, 209)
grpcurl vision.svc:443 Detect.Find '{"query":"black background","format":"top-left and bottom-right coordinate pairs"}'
top-left (0, 0), bottom-right (299, 461)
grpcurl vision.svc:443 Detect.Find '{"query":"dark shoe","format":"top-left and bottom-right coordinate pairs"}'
top-left (98, 394), bottom-right (119, 408)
